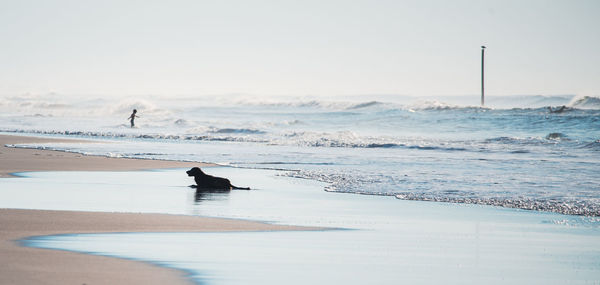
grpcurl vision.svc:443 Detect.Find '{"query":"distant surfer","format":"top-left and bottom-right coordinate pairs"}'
top-left (128, 109), bottom-right (139, 127)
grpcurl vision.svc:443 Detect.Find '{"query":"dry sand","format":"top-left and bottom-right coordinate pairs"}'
top-left (0, 134), bottom-right (315, 284)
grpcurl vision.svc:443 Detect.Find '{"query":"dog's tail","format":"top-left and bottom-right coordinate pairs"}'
top-left (231, 185), bottom-right (251, 190)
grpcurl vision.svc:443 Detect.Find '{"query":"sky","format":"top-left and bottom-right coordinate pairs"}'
top-left (0, 0), bottom-right (599, 98)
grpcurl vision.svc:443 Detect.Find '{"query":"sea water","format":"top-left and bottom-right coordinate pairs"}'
top-left (18, 168), bottom-right (600, 285)
top-left (1, 93), bottom-right (599, 216)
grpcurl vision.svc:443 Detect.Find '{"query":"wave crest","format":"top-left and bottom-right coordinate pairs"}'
top-left (407, 100), bottom-right (486, 112)
top-left (567, 95), bottom-right (600, 109)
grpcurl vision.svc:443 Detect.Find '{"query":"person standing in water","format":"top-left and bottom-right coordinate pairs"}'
top-left (128, 109), bottom-right (139, 127)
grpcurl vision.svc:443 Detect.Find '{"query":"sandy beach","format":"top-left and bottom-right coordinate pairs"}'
top-left (0, 134), bottom-right (314, 284)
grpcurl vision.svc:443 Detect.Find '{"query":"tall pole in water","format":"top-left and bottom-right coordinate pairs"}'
top-left (481, 46), bottom-right (486, 106)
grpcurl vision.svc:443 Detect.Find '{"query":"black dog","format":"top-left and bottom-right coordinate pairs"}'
top-left (186, 167), bottom-right (250, 190)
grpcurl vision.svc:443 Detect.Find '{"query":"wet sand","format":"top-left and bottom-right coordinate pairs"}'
top-left (0, 134), bottom-right (315, 284)
top-left (0, 134), bottom-right (210, 178)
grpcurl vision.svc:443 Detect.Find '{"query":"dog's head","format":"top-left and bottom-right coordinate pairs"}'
top-left (186, 167), bottom-right (205, 177)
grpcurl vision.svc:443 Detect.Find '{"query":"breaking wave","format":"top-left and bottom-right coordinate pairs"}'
top-left (2, 127), bottom-right (594, 155)
top-left (485, 133), bottom-right (574, 145)
top-left (406, 100), bottom-right (486, 112)
top-left (211, 128), bottom-right (266, 134)
top-left (345, 101), bottom-right (382, 110)
top-left (0, 129), bottom-right (269, 143)
top-left (567, 95), bottom-right (600, 109)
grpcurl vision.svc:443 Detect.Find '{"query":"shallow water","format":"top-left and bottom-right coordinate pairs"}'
top-left (12, 168), bottom-right (600, 285)
top-left (2, 94), bottom-right (599, 215)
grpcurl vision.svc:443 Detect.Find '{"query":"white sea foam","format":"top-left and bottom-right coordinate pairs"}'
top-left (567, 95), bottom-right (600, 109)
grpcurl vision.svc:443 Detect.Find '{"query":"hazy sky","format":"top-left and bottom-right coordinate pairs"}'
top-left (0, 0), bottom-right (598, 97)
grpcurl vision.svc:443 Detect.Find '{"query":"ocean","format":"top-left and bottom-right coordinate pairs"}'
top-left (2, 93), bottom-right (599, 216)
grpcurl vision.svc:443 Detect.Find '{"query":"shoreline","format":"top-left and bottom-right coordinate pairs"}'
top-left (0, 134), bottom-right (213, 178)
top-left (0, 134), bottom-right (317, 284)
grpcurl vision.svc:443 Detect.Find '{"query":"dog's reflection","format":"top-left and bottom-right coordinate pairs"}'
top-left (191, 185), bottom-right (231, 202)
